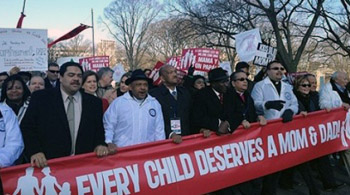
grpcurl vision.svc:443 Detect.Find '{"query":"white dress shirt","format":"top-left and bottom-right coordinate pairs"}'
top-left (61, 88), bottom-right (82, 150)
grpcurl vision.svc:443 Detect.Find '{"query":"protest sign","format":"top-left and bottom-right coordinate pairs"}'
top-left (0, 28), bottom-right (48, 71)
top-left (2, 108), bottom-right (350, 194)
top-left (79, 56), bottom-right (109, 72)
top-left (220, 61), bottom-right (232, 76)
top-left (166, 56), bottom-right (182, 70)
top-left (180, 48), bottom-right (220, 72)
top-left (253, 43), bottom-right (277, 66)
top-left (149, 61), bottom-right (165, 86)
top-left (235, 28), bottom-right (261, 62)
top-left (113, 63), bottom-right (126, 82)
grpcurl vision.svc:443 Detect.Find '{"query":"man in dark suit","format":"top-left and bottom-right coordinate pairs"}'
top-left (224, 71), bottom-right (266, 131)
top-left (191, 68), bottom-right (229, 137)
top-left (44, 62), bottom-right (60, 89)
top-left (150, 65), bottom-right (192, 144)
top-left (21, 62), bottom-right (109, 168)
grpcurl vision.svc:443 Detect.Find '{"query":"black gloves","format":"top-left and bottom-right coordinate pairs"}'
top-left (281, 109), bottom-right (294, 123)
top-left (188, 65), bottom-right (195, 76)
top-left (265, 100), bottom-right (286, 111)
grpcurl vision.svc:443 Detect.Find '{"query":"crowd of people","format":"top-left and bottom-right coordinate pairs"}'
top-left (1, 60), bottom-right (350, 194)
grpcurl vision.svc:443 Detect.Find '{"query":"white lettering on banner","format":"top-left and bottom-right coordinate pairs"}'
top-left (76, 164), bottom-right (140, 195)
top-left (267, 135), bottom-right (278, 158)
top-left (195, 138), bottom-right (264, 176)
top-left (144, 154), bottom-right (195, 189)
top-left (319, 120), bottom-right (341, 143)
top-left (278, 128), bottom-right (309, 155)
top-left (308, 126), bottom-right (318, 146)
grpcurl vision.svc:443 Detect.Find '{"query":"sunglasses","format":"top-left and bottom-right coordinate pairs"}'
top-left (301, 84), bottom-right (311, 88)
top-left (270, 67), bottom-right (285, 71)
top-left (49, 70), bottom-right (60, 74)
top-left (234, 78), bottom-right (248, 82)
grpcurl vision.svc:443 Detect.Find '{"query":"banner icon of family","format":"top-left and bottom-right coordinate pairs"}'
top-left (13, 167), bottom-right (70, 195)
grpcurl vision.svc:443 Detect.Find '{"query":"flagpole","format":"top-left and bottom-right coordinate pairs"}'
top-left (21, 0), bottom-right (27, 13)
top-left (91, 8), bottom-right (95, 56)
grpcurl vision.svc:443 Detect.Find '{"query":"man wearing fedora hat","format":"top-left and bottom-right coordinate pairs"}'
top-left (104, 69), bottom-right (165, 150)
top-left (191, 67), bottom-right (230, 137)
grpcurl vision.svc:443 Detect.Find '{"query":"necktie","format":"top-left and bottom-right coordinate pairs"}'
top-left (219, 94), bottom-right (223, 104)
top-left (240, 94), bottom-right (245, 103)
top-left (67, 96), bottom-right (75, 154)
top-left (172, 91), bottom-right (177, 100)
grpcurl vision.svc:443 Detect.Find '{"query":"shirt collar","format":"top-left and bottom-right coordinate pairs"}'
top-left (335, 83), bottom-right (345, 93)
top-left (212, 88), bottom-right (220, 97)
top-left (61, 88), bottom-right (81, 102)
top-left (167, 86), bottom-right (177, 94)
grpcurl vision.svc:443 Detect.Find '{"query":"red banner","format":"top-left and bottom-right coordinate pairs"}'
top-left (16, 12), bottom-right (26, 28)
top-left (180, 48), bottom-right (220, 72)
top-left (48, 24), bottom-right (90, 48)
top-left (2, 108), bottom-right (350, 194)
top-left (79, 56), bottom-right (109, 72)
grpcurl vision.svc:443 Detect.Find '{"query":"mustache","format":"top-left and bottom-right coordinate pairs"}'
top-left (71, 81), bottom-right (81, 85)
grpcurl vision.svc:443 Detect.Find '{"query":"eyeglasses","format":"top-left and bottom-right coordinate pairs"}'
top-left (49, 70), bottom-right (60, 74)
top-left (234, 78), bottom-right (248, 82)
top-left (301, 84), bottom-right (311, 88)
top-left (270, 67), bottom-right (285, 71)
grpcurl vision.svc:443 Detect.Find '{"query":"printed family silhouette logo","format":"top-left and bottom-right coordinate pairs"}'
top-left (12, 167), bottom-right (71, 195)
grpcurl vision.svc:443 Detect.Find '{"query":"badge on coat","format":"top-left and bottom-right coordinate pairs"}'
top-left (171, 117), bottom-right (181, 135)
top-left (149, 108), bottom-right (156, 117)
top-left (285, 92), bottom-right (292, 100)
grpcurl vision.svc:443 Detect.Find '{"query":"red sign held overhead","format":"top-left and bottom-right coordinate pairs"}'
top-left (149, 61), bottom-right (165, 86)
top-left (166, 56), bottom-right (182, 70)
top-left (180, 48), bottom-right (220, 72)
top-left (79, 56), bottom-right (109, 72)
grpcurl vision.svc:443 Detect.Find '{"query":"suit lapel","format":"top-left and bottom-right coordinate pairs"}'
top-left (208, 87), bottom-right (220, 105)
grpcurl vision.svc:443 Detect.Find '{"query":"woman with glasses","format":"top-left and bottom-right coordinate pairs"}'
top-left (278, 75), bottom-right (320, 194)
top-left (279, 75), bottom-right (342, 193)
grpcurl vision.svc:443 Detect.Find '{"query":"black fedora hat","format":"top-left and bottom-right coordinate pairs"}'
top-left (208, 68), bottom-right (228, 82)
top-left (125, 69), bottom-right (152, 85)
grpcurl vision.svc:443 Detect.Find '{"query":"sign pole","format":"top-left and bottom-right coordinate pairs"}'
top-left (91, 8), bottom-right (95, 56)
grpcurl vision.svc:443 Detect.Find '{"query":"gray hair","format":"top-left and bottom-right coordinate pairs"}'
top-left (331, 71), bottom-right (347, 81)
top-left (97, 67), bottom-right (114, 79)
top-left (159, 64), bottom-right (173, 77)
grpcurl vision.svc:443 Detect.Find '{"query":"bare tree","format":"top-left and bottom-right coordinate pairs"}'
top-left (102, 0), bottom-right (162, 70)
top-left (47, 35), bottom-right (91, 62)
top-left (317, 0), bottom-right (350, 57)
top-left (58, 34), bottom-right (92, 57)
top-left (169, 0), bottom-right (256, 65)
top-left (145, 18), bottom-right (209, 63)
top-left (242, 0), bottom-right (324, 72)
